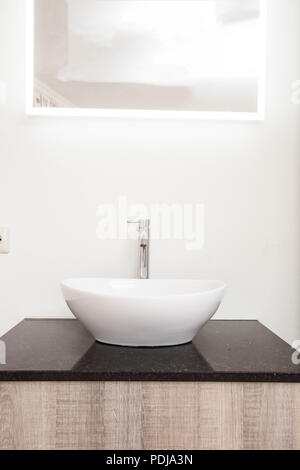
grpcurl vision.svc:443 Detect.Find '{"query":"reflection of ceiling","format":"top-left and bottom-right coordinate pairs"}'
top-left (216, 0), bottom-right (260, 24)
top-left (34, 0), bottom-right (68, 76)
top-left (56, 0), bottom-right (260, 85)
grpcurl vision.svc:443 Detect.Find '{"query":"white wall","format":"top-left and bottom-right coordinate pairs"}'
top-left (0, 0), bottom-right (299, 344)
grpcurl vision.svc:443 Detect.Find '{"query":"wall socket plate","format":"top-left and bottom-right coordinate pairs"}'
top-left (0, 227), bottom-right (10, 254)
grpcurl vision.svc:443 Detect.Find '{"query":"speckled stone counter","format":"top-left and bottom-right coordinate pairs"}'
top-left (0, 319), bottom-right (299, 382)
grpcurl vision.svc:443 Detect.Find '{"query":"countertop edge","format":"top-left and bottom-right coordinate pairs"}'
top-left (1, 371), bottom-right (300, 383)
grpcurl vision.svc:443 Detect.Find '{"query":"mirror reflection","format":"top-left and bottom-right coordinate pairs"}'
top-left (32, 0), bottom-right (265, 115)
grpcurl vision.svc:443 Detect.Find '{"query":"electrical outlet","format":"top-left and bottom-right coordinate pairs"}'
top-left (0, 227), bottom-right (10, 254)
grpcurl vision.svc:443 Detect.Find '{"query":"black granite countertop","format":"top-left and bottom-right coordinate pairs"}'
top-left (0, 319), bottom-right (299, 382)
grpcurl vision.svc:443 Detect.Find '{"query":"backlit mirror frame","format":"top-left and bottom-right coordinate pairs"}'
top-left (26, 0), bottom-right (267, 120)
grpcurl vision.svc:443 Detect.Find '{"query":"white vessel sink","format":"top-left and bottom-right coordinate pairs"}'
top-left (61, 278), bottom-right (226, 347)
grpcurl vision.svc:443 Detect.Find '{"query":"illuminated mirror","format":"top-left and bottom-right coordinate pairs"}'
top-left (27, 0), bottom-right (267, 119)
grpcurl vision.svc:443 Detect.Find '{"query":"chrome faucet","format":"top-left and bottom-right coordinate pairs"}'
top-left (127, 218), bottom-right (150, 279)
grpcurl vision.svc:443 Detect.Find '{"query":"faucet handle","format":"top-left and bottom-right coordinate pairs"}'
top-left (127, 218), bottom-right (150, 231)
top-left (127, 218), bottom-right (140, 224)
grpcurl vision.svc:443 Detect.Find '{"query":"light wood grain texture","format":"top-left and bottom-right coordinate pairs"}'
top-left (141, 382), bottom-right (243, 450)
top-left (0, 382), bottom-right (300, 450)
top-left (55, 382), bottom-right (104, 450)
top-left (103, 382), bottom-right (142, 450)
top-left (0, 382), bottom-right (57, 450)
top-left (243, 383), bottom-right (293, 450)
top-left (292, 384), bottom-right (300, 449)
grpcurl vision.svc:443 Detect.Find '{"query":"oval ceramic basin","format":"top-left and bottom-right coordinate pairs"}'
top-left (61, 278), bottom-right (226, 347)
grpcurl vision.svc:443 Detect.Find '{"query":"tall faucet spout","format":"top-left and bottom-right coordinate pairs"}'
top-left (140, 239), bottom-right (149, 280)
top-left (127, 218), bottom-right (150, 279)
